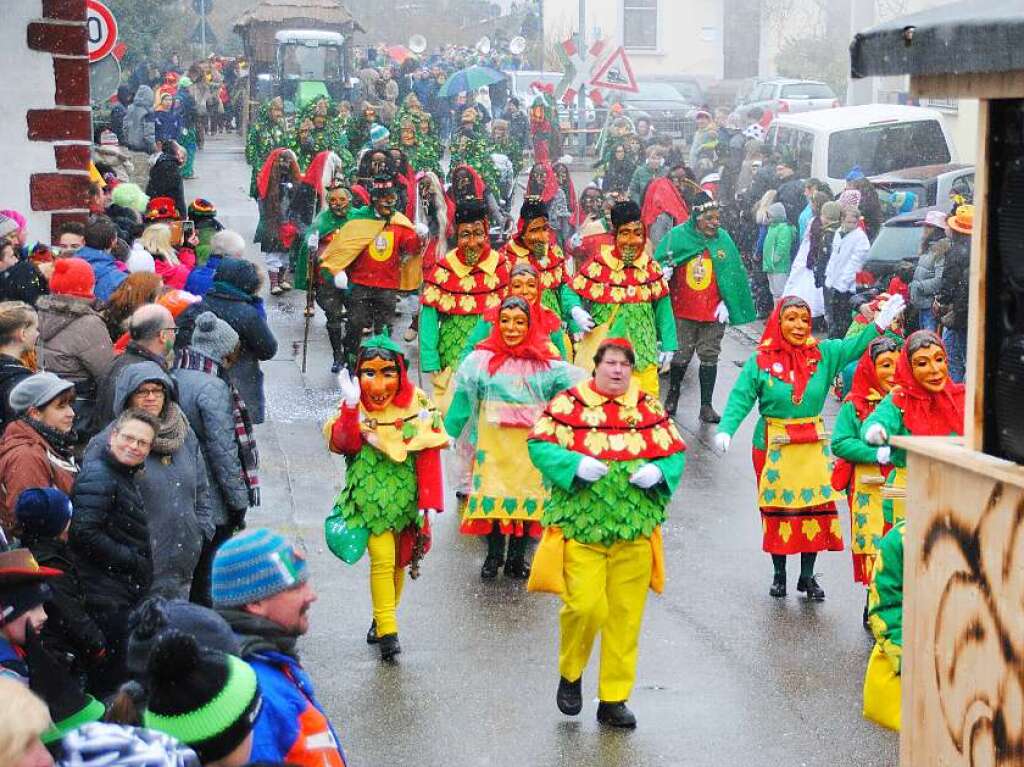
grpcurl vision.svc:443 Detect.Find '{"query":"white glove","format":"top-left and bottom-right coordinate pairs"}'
top-left (714, 432), bottom-right (731, 453)
top-left (876, 446), bottom-right (892, 465)
top-left (714, 301), bottom-right (730, 325)
top-left (570, 306), bottom-right (596, 333)
top-left (658, 351), bottom-right (673, 368)
top-left (629, 463), bottom-right (663, 489)
top-left (337, 368), bottom-right (361, 406)
top-left (863, 423), bottom-right (888, 446)
top-left (306, 232), bottom-right (320, 250)
top-left (874, 293), bottom-right (906, 330)
top-left (569, 232), bottom-right (583, 249)
top-left (661, 264), bottom-right (674, 282)
top-left (575, 456), bottom-right (609, 483)
top-left (414, 222), bottom-right (430, 239)
top-left (333, 270), bottom-right (349, 290)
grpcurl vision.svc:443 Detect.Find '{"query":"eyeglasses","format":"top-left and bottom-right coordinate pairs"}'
top-left (134, 386), bottom-right (165, 398)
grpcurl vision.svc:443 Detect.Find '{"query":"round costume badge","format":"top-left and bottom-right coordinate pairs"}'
top-left (685, 256), bottom-right (713, 291)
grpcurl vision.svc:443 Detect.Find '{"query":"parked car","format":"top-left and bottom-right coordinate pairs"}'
top-left (766, 104), bottom-right (959, 193)
top-left (860, 206), bottom-right (945, 287)
top-left (638, 74), bottom-right (705, 108)
top-left (870, 163), bottom-right (974, 209)
top-left (741, 78), bottom-right (839, 116)
top-left (606, 82), bottom-right (696, 141)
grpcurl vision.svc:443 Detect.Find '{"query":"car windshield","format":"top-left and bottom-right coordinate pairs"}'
top-left (828, 120), bottom-right (951, 178)
top-left (866, 221), bottom-right (925, 265)
top-left (780, 83), bottom-right (834, 99)
top-left (666, 81), bottom-right (701, 103)
top-left (627, 83), bottom-right (685, 101)
top-left (280, 43), bottom-right (341, 80)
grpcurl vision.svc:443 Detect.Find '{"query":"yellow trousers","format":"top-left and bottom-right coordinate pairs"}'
top-left (634, 365), bottom-right (659, 398)
top-left (559, 538), bottom-right (652, 702)
top-left (367, 531), bottom-right (405, 636)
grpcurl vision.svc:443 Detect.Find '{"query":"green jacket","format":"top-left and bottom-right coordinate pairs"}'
top-left (762, 221), bottom-right (795, 275)
top-left (654, 219), bottom-right (757, 326)
top-left (719, 325), bottom-right (880, 450)
top-left (867, 520), bottom-right (905, 673)
top-left (294, 208), bottom-right (349, 291)
top-left (831, 401), bottom-right (882, 466)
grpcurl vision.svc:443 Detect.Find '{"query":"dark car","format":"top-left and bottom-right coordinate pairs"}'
top-left (860, 206), bottom-right (945, 287)
top-left (870, 163), bottom-right (974, 209)
top-left (608, 82), bottom-right (696, 141)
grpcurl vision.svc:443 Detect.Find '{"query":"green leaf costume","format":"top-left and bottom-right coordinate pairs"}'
top-left (335, 445), bottom-right (420, 535)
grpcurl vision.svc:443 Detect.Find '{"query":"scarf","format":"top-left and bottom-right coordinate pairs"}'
top-left (175, 349), bottom-right (260, 506)
top-left (846, 336), bottom-right (901, 421)
top-left (151, 402), bottom-right (189, 455)
top-left (476, 303), bottom-right (560, 375)
top-left (755, 298), bottom-right (823, 404)
top-left (24, 416), bottom-right (77, 460)
top-left (891, 332), bottom-right (965, 436)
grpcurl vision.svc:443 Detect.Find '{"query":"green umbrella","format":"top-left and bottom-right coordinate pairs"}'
top-left (437, 65), bottom-right (506, 98)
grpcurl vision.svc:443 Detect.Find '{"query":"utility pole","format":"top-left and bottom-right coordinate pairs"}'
top-left (200, 0), bottom-right (207, 58)
top-left (576, 0), bottom-right (586, 155)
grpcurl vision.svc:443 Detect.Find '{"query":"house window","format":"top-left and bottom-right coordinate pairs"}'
top-left (623, 0), bottom-right (658, 51)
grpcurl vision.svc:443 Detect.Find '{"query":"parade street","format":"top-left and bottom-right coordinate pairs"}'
top-left (193, 133), bottom-right (899, 767)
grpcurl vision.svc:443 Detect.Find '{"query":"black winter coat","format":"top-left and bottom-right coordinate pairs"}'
top-left (70, 447), bottom-right (152, 613)
top-left (938, 237), bottom-right (971, 330)
top-left (776, 177), bottom-right (807, 227)
top-left (0, 353), bottom-right (32, 430)
top-left (0, 259), bottom-right (47, 307)
top-left (146, 152), bottom-right (187, 221)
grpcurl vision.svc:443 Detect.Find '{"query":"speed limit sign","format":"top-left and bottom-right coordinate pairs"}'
top-left (86, 0), bottom-right (118, 63)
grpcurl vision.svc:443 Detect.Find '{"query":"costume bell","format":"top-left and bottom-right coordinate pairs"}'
top-left (569, 201), bottom-right (677, 397)
top-left (420, 198), bottom-right (511, 411)
top-left (324, 335), bottom-right (448, 661)
top-left (830, 335), bottom-right (902, 594)
top-left (861, 330), bottom-right (965, 527)
top-left (715, 293), bottom-right (906, 600)
top-left (445, 295), bottom-right (584, 579)
top-left (528, 338), bottom-right (686, 729)
top-left (655, 192), bottom-right (756, 423)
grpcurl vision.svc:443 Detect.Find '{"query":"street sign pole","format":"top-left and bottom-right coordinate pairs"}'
top-left (200, 0), bottom-right (207, 58)
top-left (576, 0), bottom-right (586, 154)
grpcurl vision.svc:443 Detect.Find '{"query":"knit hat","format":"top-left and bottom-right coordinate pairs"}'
top-left (127, 597), bottom-right (241, 676)
top-left (50, 257), bottom-right (96, 299)
top-left (0, 214), bottom-right (18, 240)
top-left (9, 371), bottom-right (75, 415)
top-left (111, 183), bottom-right (150, 213)
top-left (187, 198), bottom-right (217, 219)
top-left (767, 202), bottom-right (787, 224)
top-left (15, 488), bottom-right (73, 541)
top-left (145, 196), bottom-right (180, 222)
top-left (58, 722), bottom-right (200, 767)
top-left (143, 631), bottom-right (261, 764)
top-left (189, 311), bottom-right (239, 363)
top-left (211, 528), bottom-right (309, 608)
top-left (369, 124), bottom-right (390, 147)
top-left (127, 241), bottom-right (157, 273)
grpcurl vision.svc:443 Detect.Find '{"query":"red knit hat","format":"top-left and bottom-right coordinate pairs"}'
top-left (49, 257), bottom-right (96, 300)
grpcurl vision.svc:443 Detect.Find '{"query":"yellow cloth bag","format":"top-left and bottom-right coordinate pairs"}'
top-left (862, 643), bottom-right (901, 731)
top-left (527, 527), bottom-right (566, 594)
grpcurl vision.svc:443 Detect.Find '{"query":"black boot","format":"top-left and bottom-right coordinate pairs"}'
top-left (663, 364), bottom-right (685, 415)
top-left (481, 529), bottom-right (506, 579)
top-left (366, 619), bottom-right (378, 644)
top-left (597, 701), bottom-right (637, 729)
top-left (698, 364), bottom-right (721, 423)
top-left (796, 576), bottom-right (826, 601)
top-left (327, 326), bottom-right (346, 374)
top-left (770, 554), bottom-right (787, 598)
top-left (378, 633), bottom-right (401, 661)
top-left (556, 676), bottom-right (582, 715)
top-left (504, 535), bottom-right (530, 579)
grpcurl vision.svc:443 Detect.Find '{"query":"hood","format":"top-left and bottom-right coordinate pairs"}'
top-left (0, 419), bottom-right (48, 460)
top-left (213, 257), bottom-right (260, 294)
top-left (116, 84), bottom-right (134, 105)
top-left (133, 85), bottom-right (154, 108)
top-left (767, 202), bottom-right (788, 224)
top-left (218, 608), bottom-right (298, 659)
top-left (113, 361), bottom-right (176, 415)
top-left (36, 294), bottom-right (98, 342)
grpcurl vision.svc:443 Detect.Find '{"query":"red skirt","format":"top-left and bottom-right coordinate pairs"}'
top-left (753, 447), bottom-right (844, 555)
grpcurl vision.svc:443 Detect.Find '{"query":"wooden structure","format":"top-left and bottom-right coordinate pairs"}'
top-left (851, 3), bottom-right (1024, 765)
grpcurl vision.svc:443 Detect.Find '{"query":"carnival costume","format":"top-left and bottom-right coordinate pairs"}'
top-left (445, 297), bottom-right (585, 578)
top-left (501, 197), bottom-right (577, 323)
top-left (325, 335), bottom-right (448, 660)
top-left (570, 202), bottom-right (677, 396)
top-left (655, 193), bottom-right (755, 422)
top-left (527, 338), bottom-right (686, 727)
top-left (863, 519), bottom-right (905, 731)
top-left (716, 294), bottom-right (906, 599)
top-left (245, 97), bottom-right (290, 199)
top-left (860, 330), bottom-right (965, 527)
top-left (255, 148), bottom-right (303, 294)
top-left (529, 89), bottom-right (561, 164)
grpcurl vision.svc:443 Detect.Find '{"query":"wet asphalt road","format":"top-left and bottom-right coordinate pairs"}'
top-left (188, 135), bottom-right (898, 766)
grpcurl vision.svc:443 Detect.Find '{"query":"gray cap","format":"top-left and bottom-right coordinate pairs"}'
top-left (9, 372), bottom-right (75, 414)
top-left (189, 311), bottom-right (239, 363)
top-left (0, 214), bottom-right (17, 240)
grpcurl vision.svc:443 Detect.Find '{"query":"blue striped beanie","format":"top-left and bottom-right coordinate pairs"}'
top-left (211, 529), bottom-right (309, 608)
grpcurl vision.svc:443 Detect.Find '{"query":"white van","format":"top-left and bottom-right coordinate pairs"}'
top-left (765, 104), bottom-right (959, 194)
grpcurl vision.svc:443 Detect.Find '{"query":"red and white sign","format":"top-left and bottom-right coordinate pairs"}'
top-left (589, 46), bottom-right (638, 93)
top-left (86, 0), bottom-right (119, 63)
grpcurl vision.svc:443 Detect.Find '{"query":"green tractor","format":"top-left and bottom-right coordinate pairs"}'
top-left (254, 29), bottom-right (352, 111)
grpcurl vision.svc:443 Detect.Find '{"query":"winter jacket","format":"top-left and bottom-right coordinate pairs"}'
top-left (85, 362), bottom-right (213, 600)
top-left (36, 294), bottom-right (114, 435)
top-left (175, 259), bottom-right (277, 423)
top-left (124, 85), bottom-right (157, 153)
top-left (825, 226), bottom-right (871, 294)
top-left (172, 365), bottom-right (250, 525)
top-left (0, 259), bottom-right (47, 306)
top-left (183, 254), bottom-right (222, 297)
top-left (0, 637), bottom-right (28, 684)
top-left (775, 177), bottom-right (807, 227)
top-left (762, 205), bottom-right (795, 275)
top-left (938, 237), bottom-right (970, 330)
top-left (22, 535), bottom-right (106, 665)
top-left (219, 610), bottom-right (347, 767)
top-left (70, 445), bottom-right (152, 613)
top-left (910, 239), bottom-right (948, 310)
top-left (109, 85), bottom-right (134, 144)
top-left (152, 247), bottom-right (195, 290)
top-left (95, 342), bottom-right (169, 427)
top-left (0, 353), bottom-right (32, 431)
top-left (0, 419), bottom-right (77, 535)
top-left (146, 152), bottom-right (187, 223)
top-left (813, 222), bottom-right (840, 290)
top-left (628, 164), bottom-right (662, 207)
top-left (76, 245), bottom-right (127, 302)
top-left (154, 108), bottom-right (183, 144)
